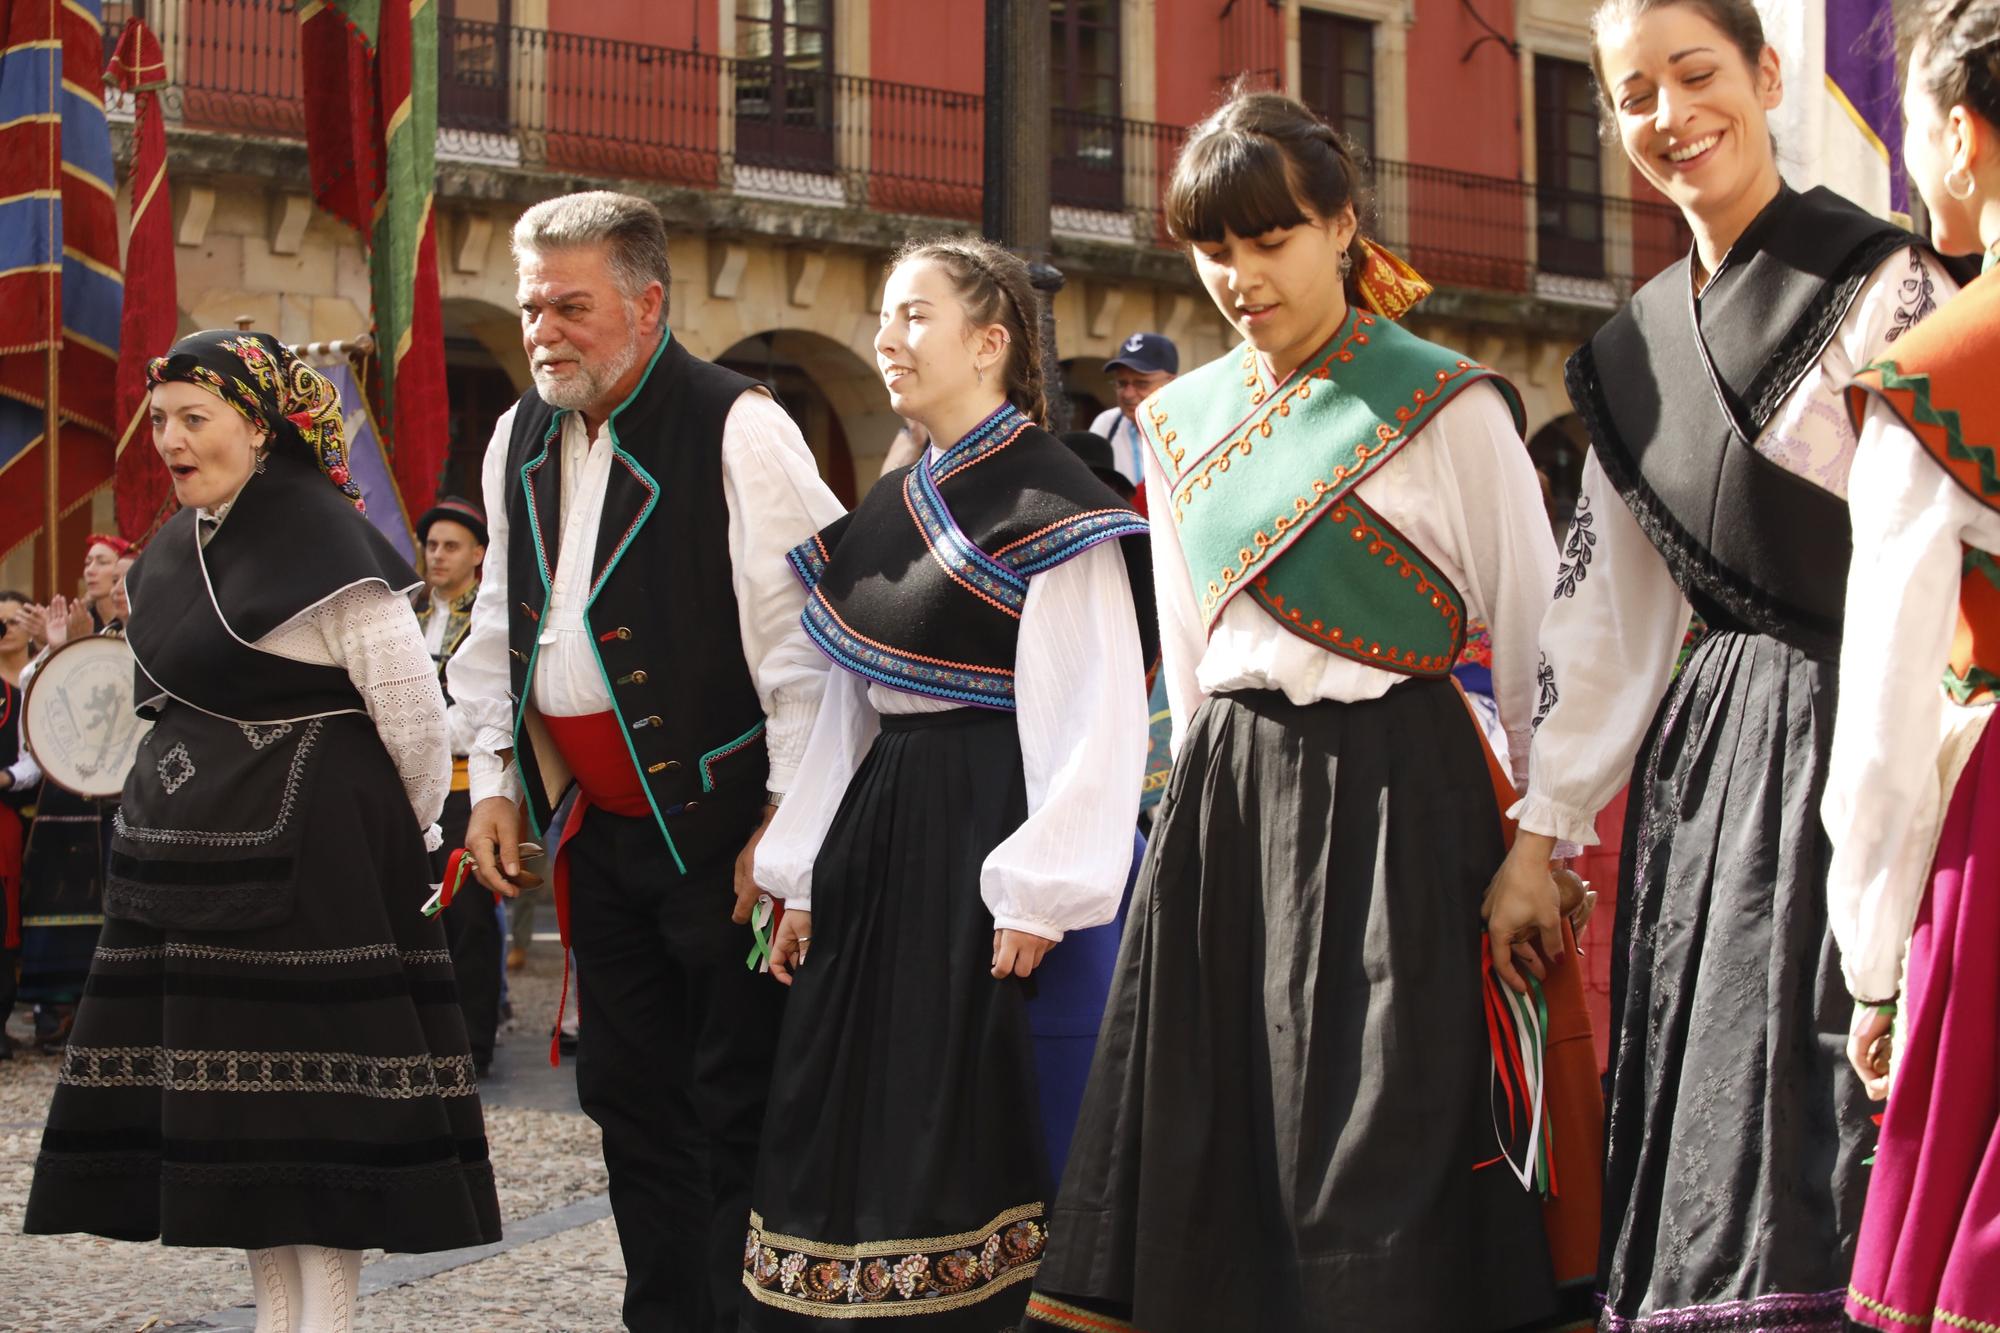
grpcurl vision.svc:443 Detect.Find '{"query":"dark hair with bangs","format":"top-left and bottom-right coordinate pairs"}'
top-left (1898, 0), bottom-right (2000, 129)
top-left (1165, 86), bottom-right (1372, 295)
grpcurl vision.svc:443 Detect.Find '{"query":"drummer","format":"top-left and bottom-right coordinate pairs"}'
top-left (14, 537), bottom-right (129, 1051)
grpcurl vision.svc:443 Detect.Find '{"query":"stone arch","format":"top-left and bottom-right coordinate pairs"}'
top-left (717, 329), bottom-right (893, 507)
top-left (438, 297), bottom-right (528, 503)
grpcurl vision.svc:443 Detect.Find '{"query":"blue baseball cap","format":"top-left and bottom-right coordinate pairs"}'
top-left (1104, 332), bottom-right (1179, 377)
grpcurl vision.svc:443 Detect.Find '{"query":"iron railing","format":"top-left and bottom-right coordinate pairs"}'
top-left (104, 1), bottom-right (1691, 298)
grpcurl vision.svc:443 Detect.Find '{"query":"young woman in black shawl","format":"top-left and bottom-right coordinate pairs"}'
top-left (23, 331), bottom-right (501, 1329)
top-left (1482, 2), bottom-right (1955, 1329)
top-left (739, 237), bottom-right (1152, 1331)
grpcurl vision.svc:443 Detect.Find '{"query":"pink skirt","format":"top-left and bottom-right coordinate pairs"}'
top-left (1847, 717), bottom-right (2000, 1333)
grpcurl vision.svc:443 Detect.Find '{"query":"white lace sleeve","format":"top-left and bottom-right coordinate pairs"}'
top-left (259, 582), bottom-right (453, 829)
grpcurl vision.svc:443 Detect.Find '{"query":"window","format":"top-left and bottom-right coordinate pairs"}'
top-left (1298, 11), bottom-right (1375, 160)
top-left (1051, 0), bottom-right (1123, 210)
top-left (1535, 56), bottom-right (1605, 278)
top-left (438, 0), bottom-right (512, 134)
top-left (736, 0), bottom-right (835, 169)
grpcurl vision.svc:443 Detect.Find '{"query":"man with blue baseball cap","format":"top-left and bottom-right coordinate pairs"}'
top-left (1089, 332), bottom-right (1179, 488)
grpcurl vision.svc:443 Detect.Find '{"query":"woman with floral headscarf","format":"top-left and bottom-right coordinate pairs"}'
top-left (23, 332), bottom-right (501, 1330)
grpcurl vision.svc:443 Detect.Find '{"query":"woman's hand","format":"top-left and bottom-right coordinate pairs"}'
top-left (770, 908), bottom-right (812, 987)
top-left (42, 596), bottom-right (72, 648)
top-left (1848, 1002), bottom-right (1895, 1101)
top-left (1483, 832), bottom-right (1566, 994)
top-left (64, 597), bottom-right (93, 641)
top-left (992, 928), bottom-right (1055, 979)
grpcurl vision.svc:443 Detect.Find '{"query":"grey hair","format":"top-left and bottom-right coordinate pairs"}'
top-left (511, 191), bottom-right (672, 313)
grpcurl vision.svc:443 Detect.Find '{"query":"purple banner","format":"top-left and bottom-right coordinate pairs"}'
top-left (320, 360), bottom-right (417, 564)
top-left (1826, 0), bottom-right (1907, 212)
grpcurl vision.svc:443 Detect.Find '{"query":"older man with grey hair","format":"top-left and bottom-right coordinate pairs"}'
top-left (448, 190), bottom-right (843, 1331)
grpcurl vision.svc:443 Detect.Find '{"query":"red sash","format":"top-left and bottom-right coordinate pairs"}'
top-left (437, 712), bottom-right (653, 1065)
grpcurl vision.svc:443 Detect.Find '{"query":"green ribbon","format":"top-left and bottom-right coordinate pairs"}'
top-left (745, 893), bottom-right (775, 972)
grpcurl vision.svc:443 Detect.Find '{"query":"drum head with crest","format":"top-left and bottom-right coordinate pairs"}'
top-left (22, 635), bottom-right (153, 798)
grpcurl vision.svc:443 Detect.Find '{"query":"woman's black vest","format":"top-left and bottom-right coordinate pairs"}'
top-left (1566, 185), bottom-right (1918, 660)
top-left (502, 333), bottom-right (769, 877)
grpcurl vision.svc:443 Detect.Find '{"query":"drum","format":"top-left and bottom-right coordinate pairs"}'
top-left (22, 635), bottom-right (152, 798)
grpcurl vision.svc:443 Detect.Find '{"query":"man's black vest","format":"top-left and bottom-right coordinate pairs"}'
top-left (504, 332), bottom-right (768, 876)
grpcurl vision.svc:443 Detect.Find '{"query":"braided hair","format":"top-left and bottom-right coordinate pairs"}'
top-left (891, 236), bottom-right (1049, 427)
top-left (1901, 0), bottom-right (2000, 129)
top-left (1163, 84), bottom-right (1374, 307)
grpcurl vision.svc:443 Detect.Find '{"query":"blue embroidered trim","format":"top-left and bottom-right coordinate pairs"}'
top-left (999, 508), bottom-right (1150, 576)
top-left (907, 463), bottom-right (1029, 617)
top-left (787, 532), bottom-right (830, 591)
top-left (801, 590), bottom-right (1017, 710)
top-left (930, 401), bottom-right (1031, 480)
top-left (699, 721), bottom-right (767, 792)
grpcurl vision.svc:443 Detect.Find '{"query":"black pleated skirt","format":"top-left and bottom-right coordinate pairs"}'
top-left (1035, 683), bottom-right (1556, 1333)
top-left (743, 707), bottom-right (1050, 1330)
top-left (22, 713), bottom-right (502, 1254)
top-left (1598, 630), bottom-right (1869, 1332)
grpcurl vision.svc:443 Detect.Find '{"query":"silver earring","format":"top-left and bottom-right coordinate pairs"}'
top-left (975, 361), bottom-right (985, 385)
top-left (1338, 251), bottom-right (1353, 279)
top-left (252, 447), bottom-right (268, 475)
top-left (1947, 166), bottom-right (1977, 200)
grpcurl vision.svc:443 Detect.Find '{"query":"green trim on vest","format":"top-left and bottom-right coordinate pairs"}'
top-left (1142, 308), bottom-right (1518, 676)
top-left (510, 330), bottom-right (693, 870)
top-left (1866, 361), bottom-right (1999, 496)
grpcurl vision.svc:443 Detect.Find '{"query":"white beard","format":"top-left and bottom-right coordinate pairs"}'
top-left (532, 324), bottom-right (643, 412)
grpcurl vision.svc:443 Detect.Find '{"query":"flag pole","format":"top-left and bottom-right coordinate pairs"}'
top-left (38, 0), bottom-right (61, 603)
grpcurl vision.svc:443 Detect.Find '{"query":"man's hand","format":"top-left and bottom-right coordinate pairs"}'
top-left (464, 796), bottom-right (525, 899)
top-left (769, 907), bottom-right (811, 987)
top-left (1848, 1002), bottom-right (1894, 1101)
top-left (992, 928), bottom-right (1056, 979)
top-left (733, 803), bottom-right (779, 925)
top-left (1482, 833), bottom-right (1566, 994)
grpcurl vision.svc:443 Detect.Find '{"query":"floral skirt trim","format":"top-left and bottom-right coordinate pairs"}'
top-left (1599, 1288), bottom-right (1846, 1332)
top-left (1848, 1284), bottom-right (2000, 1333)
top-left (1022, 1294), bottom-right (1138, 1331)
top-left (742, 1204), bottom-right (1046, 1318)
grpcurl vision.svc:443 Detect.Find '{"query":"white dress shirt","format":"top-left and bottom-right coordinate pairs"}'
top-left (753, 461), bottom-right (1147, 941)
top-left (1147, 377), bottom-right (1558, 791)
top-left (1089, 405), bottom-right (1148, 488)
top-left (1514, 247), bottom-right (1958, 845)
top-left (451, 382), bottom-right (846, 808)
top-left (1823, 400), bottom-right (2000, 1000)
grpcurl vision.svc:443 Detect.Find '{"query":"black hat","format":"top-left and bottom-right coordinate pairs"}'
top-left (416, 495), bottom-right (488, 548)
top-left (1104, 331), bottom-right (1179, 377)
top-left (1058, 431), bottom-right (1136, 501)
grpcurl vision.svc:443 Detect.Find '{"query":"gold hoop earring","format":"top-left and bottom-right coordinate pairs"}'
top-left (1946, 166), bottom-right (1977, 201)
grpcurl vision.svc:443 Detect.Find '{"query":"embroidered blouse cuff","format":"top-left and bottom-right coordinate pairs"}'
top-left (990, 912), bottom-right (1065, 944)
top-left (423, 822), bottom-right (444, 853)
top-left (763, 761), bottom-right (799, 799)
top-left (1506, 792), bottom-right (1602, 847)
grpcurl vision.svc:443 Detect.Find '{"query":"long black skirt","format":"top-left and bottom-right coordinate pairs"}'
top-left (1598, 630), bottom-right (1869, 1331)
top-left (742, 707), bottom-right (1050, 1330)
top-left (22, 713), bottom-right (502, 1254)
top-left (1034, 683), bottom-right (1555, 1332)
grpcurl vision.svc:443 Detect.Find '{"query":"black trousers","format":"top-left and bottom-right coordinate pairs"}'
top-left (436, 789), bottom-right (502, 1066)
top-left (569, 809), bottom-right (785, 1333)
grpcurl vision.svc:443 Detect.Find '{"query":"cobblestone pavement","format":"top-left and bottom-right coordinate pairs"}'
top-left (0, 935), bottom-right (633, 1333)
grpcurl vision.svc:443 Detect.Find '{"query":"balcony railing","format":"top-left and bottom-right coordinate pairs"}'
top-left (106, 1), bottom-right (1691, 300)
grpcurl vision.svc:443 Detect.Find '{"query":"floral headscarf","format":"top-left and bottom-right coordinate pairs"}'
top-left (146, 330), bottom-right (364, 510)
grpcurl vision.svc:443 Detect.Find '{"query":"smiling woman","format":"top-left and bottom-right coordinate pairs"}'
top-left (1479, 3), bottom-right (1965, 1330)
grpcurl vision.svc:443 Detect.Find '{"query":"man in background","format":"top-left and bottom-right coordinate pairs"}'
top-left (1089, 332), bottom-right (1178, 488)
top-left (413, 495), bottom-right (503, 1076)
